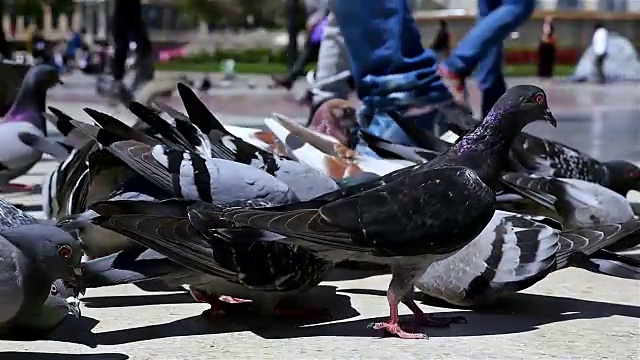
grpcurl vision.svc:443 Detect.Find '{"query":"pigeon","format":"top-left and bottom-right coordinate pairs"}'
top-left (221, 85), bottom-right (557, 339)
top-left (265, 114), bottom-right (410, 179)
top-left (499, 173), bottom-right (640, 254)
top-left (436, 101), bottom-right (640, 196)
top-left (415, 211), bottom-right (640, 307)
top-left (0, 196), bottom-right (83, 334)
top-left (0, 64), bottom-right (61, 192)
top-left (88, 199), bottom-right (334, 317)
top-left (168, 83), bottom-right (340, 200)
top-left (0, 61), bottom-right (31, 117)
top-left (306, 98), bottom-right (360, 149)
top-left (70, 119), bottom-right (300, 206)
top-left (10, 279), bottom-right (82, 334)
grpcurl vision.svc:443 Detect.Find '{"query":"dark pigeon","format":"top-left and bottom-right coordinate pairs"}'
top-left (0, 64), bottom-right (61, 191)
top-left (437, 100), bottom-right (640, 196)
top-left (88, 199), bottom-right (334, 317)
top-left (221, 85), bottom-right (557, 339)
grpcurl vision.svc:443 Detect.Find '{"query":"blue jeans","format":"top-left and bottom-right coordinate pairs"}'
top-left (332, 0), bottom-right (451, 145)
top-left (443, 0), bottom-right (535, 117)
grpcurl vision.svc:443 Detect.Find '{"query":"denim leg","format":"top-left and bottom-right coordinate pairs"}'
top-left (476, 44), bottom-right (507, 118)
top-left (444, 0), bottom-right (535, 77)
top-left (332, 0), bottom-right (451, 145)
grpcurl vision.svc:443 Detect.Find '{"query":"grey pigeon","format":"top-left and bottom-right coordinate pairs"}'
top-left (415, 210), bottom-right (640, 307)
top-left (0, 64), bottom-right (61, 192)
top-left (88, 199), bottom-right (334, 317)
top-left (499, 173), bottom-right (640, 259)
top-left (0, 196), bottom-right (83, 334)
top-left (164, 84), bottom-right (340, 200)
top-left (221, 85), bottom-right (557, 339)
top-left (10, 279), bottom-right (82, 333)
top-left (70, 118), bottom-right (300, 206)
top-left (437, 101), bottom-right (640, 196)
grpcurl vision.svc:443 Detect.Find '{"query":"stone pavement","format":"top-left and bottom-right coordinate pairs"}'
top-left (0, 73), bottom-right (639, 359)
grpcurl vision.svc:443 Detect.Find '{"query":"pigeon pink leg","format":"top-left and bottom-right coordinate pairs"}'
top-left (369, 291), bottom-right (428, 339)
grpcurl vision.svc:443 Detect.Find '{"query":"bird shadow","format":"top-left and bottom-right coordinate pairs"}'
top-left (254, 289), bottom-right (640, 339)
top-left (81, 292), bottom-right (194, 308)
top-left (44, 285), bottom-right (360, 347)
top-left (0, 353), bottom-right (128, 360)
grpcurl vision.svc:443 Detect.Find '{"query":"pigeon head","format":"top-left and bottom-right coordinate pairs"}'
top-left (5, 64), bottom-right (61, 121)
top-left (488, 85), bottom-right (557, 131)
top-left (1, 225), bottom-right (83, 285)
top-left (26, 64), bottom-right (62, 87)
top-left (603, 160), bottom-right (640, 195)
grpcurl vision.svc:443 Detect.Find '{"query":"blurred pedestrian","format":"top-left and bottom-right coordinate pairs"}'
top-left (108, 0), bottom-right (155, 105)
top-left (307, 11), bottom-right (353, 125)
top-left (592, 21), bottom-right (608, 84)
top-left (272, 1), bottom-right (329, 90)
top-left (30, 28), bottom-right (50, 64)
top-left (440, 0), bottom-right (536, 118)
top-left (537, 16), bottom-right (556, 80)
top-left (431, 19), bottom-right (451, 61)
top-left (64, 27), bottom-right (87, 70)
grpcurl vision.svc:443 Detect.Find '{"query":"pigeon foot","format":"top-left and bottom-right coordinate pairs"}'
top-left (414, 314), bottom-right (467, 328)
top-left (368, 321), bottom-right (428, 339)
top-left (273, 305), bottom-right (331, 319)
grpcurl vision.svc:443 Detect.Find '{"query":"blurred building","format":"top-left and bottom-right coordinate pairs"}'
top-left (73, 0), bottom-right (194, 41)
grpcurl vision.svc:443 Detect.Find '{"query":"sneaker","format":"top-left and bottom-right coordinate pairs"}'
top-left (438, 64), bottom-right (469, 106)
top-left (307, 98), bottom-right (359, 149)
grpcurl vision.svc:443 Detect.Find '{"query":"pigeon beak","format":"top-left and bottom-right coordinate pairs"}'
top-left (544, 108), bottom-right (557, 128)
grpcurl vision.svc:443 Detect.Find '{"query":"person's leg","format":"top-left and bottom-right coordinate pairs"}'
top-left (111, 0), bottom-right (131, 82)
top-left (311, 13), bottom-right (352, 108)
top-left (475, 43), bottom-right (507, 118)
top-left (442, 0), bottom-right (535, 98)
top-left (273, 37), bottom-right (318, 89)
top-left (129, 0), bottom-right (155, 93)
top-left (332, 0), bottom-right (452, 145)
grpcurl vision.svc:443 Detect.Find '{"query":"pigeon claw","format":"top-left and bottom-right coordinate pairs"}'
top-left (368, 321), bottom-right (429, 339)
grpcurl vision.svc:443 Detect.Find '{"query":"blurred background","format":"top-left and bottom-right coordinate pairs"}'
top-left (1, 0), bottom-right (638, 78)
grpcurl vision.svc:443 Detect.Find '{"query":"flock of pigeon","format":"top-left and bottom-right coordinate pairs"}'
top-left (0, 64), bottom-right (639, 340)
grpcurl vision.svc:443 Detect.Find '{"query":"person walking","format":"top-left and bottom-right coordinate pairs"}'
top-left (108, 0), bottom-right (155, 105)
top-left (537, 16), bottom-right (557, 80)
top-left (591, 21), bottom-right (608, 84)
top-left (439, 0), bottom-right (536, 118)
top-left (272, 1), bottom-right (329, 90)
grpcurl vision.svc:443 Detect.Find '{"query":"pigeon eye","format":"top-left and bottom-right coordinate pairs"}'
top-left (51, 284), bottom-right (59, 295)
top-left (58, 245), bottom-right (72, 259)
top-left (534, 93), bottom-right (545, 104)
